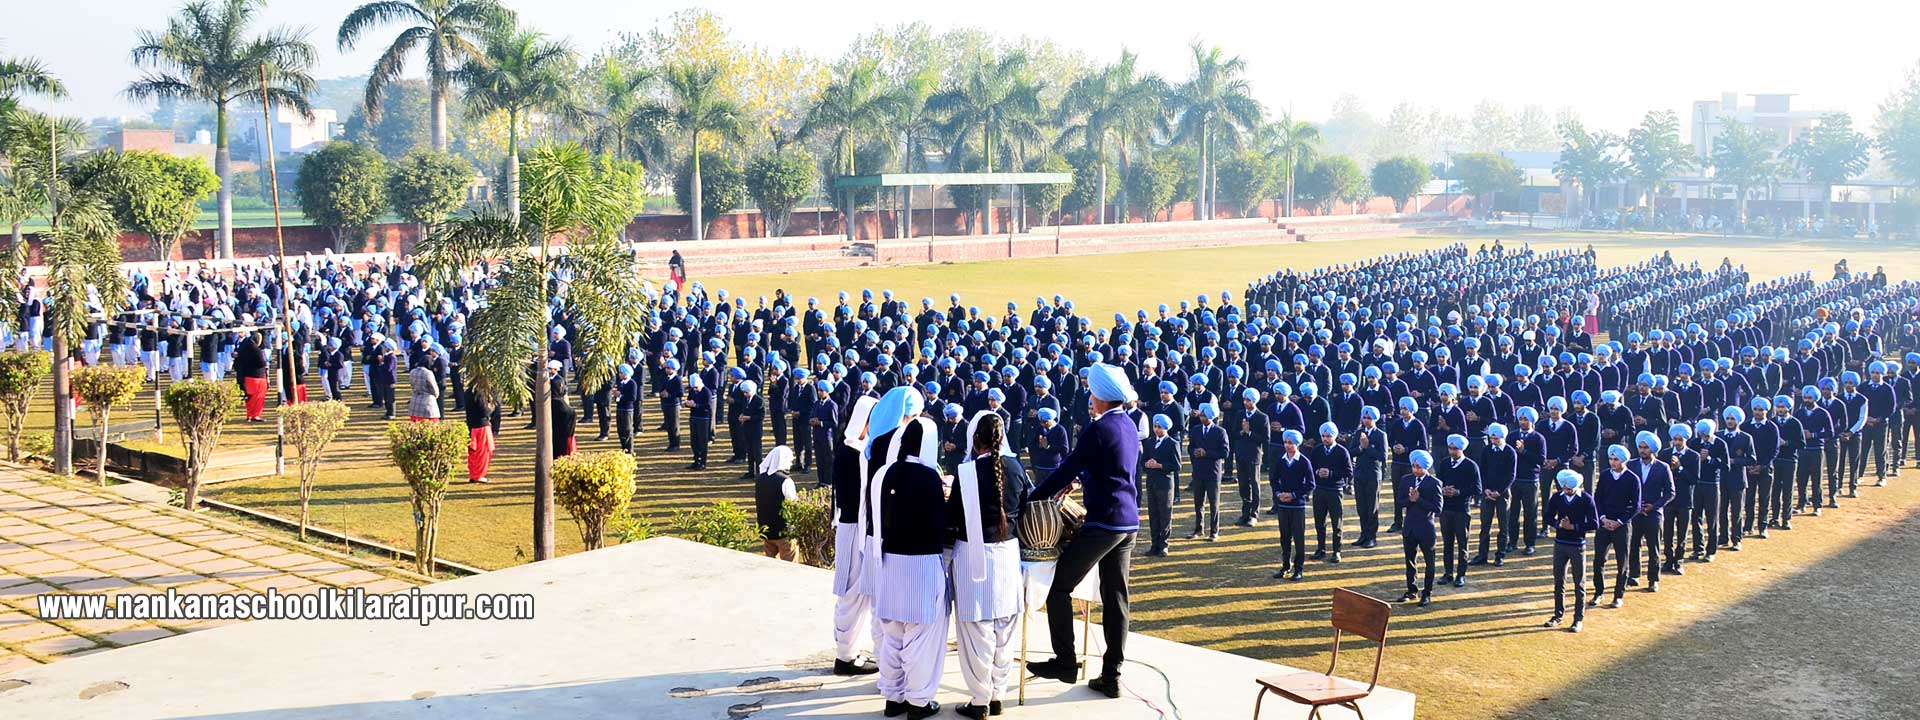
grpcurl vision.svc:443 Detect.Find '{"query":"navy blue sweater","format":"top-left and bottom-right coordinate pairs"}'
top-left (1032, 408), bottom-right (1141, 532)
top-left (1545, 491), bottom-right (1599, 546)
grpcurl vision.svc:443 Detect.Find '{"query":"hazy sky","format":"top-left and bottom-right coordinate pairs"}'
top-left (8, 0), bottom-right (1917, 132)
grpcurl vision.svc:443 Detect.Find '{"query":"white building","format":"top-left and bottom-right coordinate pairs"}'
top-left (229, 105), bottom-right (341, 161)
top-left (1689, 92), bottom-right (1829, 161)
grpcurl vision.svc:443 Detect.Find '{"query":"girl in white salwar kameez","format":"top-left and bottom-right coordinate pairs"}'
top-left (867, 387), bottom-right (948, 720)
top-left (950, 411), bottom-right (1031, 719)
top-left (829, 395), bottom-right (881, 676)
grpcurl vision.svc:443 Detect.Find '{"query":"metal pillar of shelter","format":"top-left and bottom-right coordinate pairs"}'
top-left (832, 172), bottom-right (1071, 264)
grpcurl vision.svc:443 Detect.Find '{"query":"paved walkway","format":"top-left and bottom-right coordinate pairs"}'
top-left (0, 466), bottom-right (420, 674)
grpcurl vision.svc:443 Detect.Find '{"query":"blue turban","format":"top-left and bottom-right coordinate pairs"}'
top-left (1037, 407), bottom-right (1058, 423)
top-left (1607, 444), bottom-right (1630, 463)
top-left (1398, 397), bottom-right (1418, 413)
top-left (864, 386), bottom-right (925, 458)
top-left (1410, 449), bottom-right (1434, 469)
top-left (1635, 431), bottom-right (1661, 453)
top-left (1152, 414), bottom-right (1172, 430)
top-left (1556, 470), bottom-right (1581, 489)
top-left (1695, 419), bottom-right (1715, 438)
top-left (1446, 434), bottom-right (1468, 450)
top-left (1319, 422), bottom-right (1339, 437)
top-left (1242, 388), bottom-right (1260, 403)
top-left (1088, 363), bottom-right (1138, 403)
top-left (1487, 423), bottom-right (1508, 440)
top-left (1669, 423), bottom-right (1691, 440)
top-left (1723, 406), bottom-right (1745, 424)
top-left (1282, 429), bottom-right (1303, 444)
top-left (1361, 406), bottom-right (1381, 421)
top-left (1516, 406), bottom-right (1538, 423)
top-left (1199, 402), bottom-right (1219, 420)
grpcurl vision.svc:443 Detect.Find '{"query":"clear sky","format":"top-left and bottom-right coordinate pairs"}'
top-left (8, 0), bottom-right (1917, 132)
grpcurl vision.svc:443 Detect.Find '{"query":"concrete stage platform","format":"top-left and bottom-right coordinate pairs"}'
top-left (0, 537), bottom-right (1414, 719)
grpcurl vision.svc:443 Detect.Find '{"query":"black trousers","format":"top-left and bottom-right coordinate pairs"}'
top-left (1146, 474), bottom-right (1174, 549)
top-left (1690, 484), bottom-right (1720, 555)
top-left (814, 437), bottom-right (834, 488)
top-left (1190, 474), bottom-right (1220, 535)
top-left (1661, 507), bottom-right (1688, 566)
top-left (1236, 449), bottom-right (1264, 520)
top-left (1440, 510), bottom-right (1470, 578)
top-left (1770, 457), bottom-right (1797, 526)
top-left (1402, 530), bottom-right (1435, 593)
top-left (1477, 492), bottom-right (1510, 558)
top-left (1311, 489), bottom-right (1344, 553)
top-left (1506, 483), bottom-right (1539, 550)
top-left (1277, 506), bottom-right (1307, 569)
top-left (791, 415), bottom-right (812, 469)
top-left (1354, 472), bottom-right (1381, 544)
top-left (372, 379), bottom-right (395, 417)
top-left (690, 416), bottom-right (711, 464)
top-left (660, 399), bottom-right (681, 449)
top-left (1862, 420), bottom-right (1888, 482)
top-left (1718, 484), bottom-right (1744, 545)
top-left (1593, 524), bottom-right (1630, 599)
top-left (1794, 449), bottom-right (1822, 514)
top-left (1823, 443), bottom-right (1844, 502)
top-left (1628, 513), bottom-right (1662, 582)
top-left (616, 405), bottom-right (635, 451)
top-left (1047, 528), bottom-right (1133, 678)
top-left (772, 409), bottom-right (789, 449)
top-left (1553, 543), bottom-right (1586, 620)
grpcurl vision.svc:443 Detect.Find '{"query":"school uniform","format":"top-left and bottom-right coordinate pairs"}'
top-left (872, 439), bottom-right (949, 712)
top-left (1397, 472), bottom-right (1443, 597)
top-left (1233, 407), bottom-right (1270, 523)
top-left (1270, 451), bottom-right (1314, 573)
top-left (1187, 422), bottom-right (1228, 537)
top-left (1544, 489), bottom-right (1599, 621)
top-left (1350, 425), bottom-right (1388, 546)
top-left (1437, 454), bottom-right (1480, 581)
top-left (950, 453), bottom-right (1030, 711)
top-left (1141, 433), bottom-right (1182, 553)
top-left (1386, 416), bottom-right (1428, 529)
top-left (1309, 443), bottom-right (1351, 556)
top-left (1476, 442), bottom-right (1517, 562)
top-left (1741, 418), bottom-right (1779, 536)
top-left (1592, 467), bottom-right (1642, 602)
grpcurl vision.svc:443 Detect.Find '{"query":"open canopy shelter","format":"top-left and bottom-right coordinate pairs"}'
top-left (831, 171), bottom-right (1072, 259)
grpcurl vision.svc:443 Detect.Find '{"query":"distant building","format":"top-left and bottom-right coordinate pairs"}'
top-left (1689, 92), bottom-right (1829, 160)
top-left (101, 127), bottom-right (216, 164)
top-left (229, 106), bottom-right (342, 161)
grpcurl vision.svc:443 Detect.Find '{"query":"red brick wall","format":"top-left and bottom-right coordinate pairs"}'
top-left (23, 223), bottom-right (423, 264)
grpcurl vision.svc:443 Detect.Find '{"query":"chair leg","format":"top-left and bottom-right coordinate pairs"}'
top-left (1344, 700), bottom-right (1366, 720)
top-left (1308, 705), bottom-right (1322, 720)
top-left (1253, 687), bottom-right (1267, 719)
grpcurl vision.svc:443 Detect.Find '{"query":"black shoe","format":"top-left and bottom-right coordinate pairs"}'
top-left (1418, 592), bottom-right (1431, 607)
top-left (990, 700), bottom-right (1003, 716)
top-left (1452, 576), bottom-right (1466, 588)
top-left (1328, 552), bottom-right (1342, 564)
top-left (1026, 658), bottom-right (1079, 684)
top-left (1439, 574), bottom-right (1454, 585)
top-left (1493, 555), bottom-right (1505, 567)
top-left (1588, 597), bottom-right (1602, 607)
top-left (1468, 555), bottom-right (1488, 565)
top-left (1728, 542), bottom-right (1742, 551)
top-left (1398, 590), bottom-right (1419, 602)
top-left (833, 658), bottom-right (878, 676)
top-left (1290, 570), bottom-right (1304, 581)
top-left (1146, 546), bottom-right (1169, 557)
top-left (1827, 501), bottom-right (1839, 508)
top-left (906, 701), bottom-right (942, 719)
top-left (1386, 523), bottom-right (1402, 533)
top-left (1569, 620), bottom-right (1583, 633)
top-left (884, 700), bottom-right (908, 717)
top-left (1648, 581), bottom-right (1660, 593)
top-left (1607, 598), bottom-right (1623, 609)
top-left (1311, 550), bottom-right (1327, 561)
top-left (1543, 614), bottom-right (1563, 628)
top-left (1357, 540), bottom-right (1377, 549)
top-left (1206, 534), bottom-right (1219, 542)
top-left (1625, 577), bottom-right (1639, 587)
top-left (957, 704), bottom-right (990, 720)
top-left (1087, 675), bottom-right (1122, 699)
top-left (1672, 564), bottom-right (1684, 576)
top-left (1271, 567), bottom-right (1291, 580)
top-left (1234, 517), bottom-right (1255, 527)
top-left (1523, 545), bottom-right (1537, 556)
top-left (1185, 531), bottom-right (1202, 540)
top-left (1265, 508), bottom-right (1279, 516)
top-left (593, 434), bottom-right (608, 441)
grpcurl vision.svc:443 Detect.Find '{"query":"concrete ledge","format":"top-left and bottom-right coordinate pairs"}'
top-left (0, 537), bottom-right (1413, 719)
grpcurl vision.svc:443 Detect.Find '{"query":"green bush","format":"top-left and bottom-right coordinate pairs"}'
top-left (613, 514), bottom-right (656, 544)
top-left (386, 420), bottom-right (466, 575)
top-left (163, 379), bottom-right (235, 511)
top-left (670, 500), bottom-right (762, 553)
top-left (20, 432), bottom-right (52, 462)
top-left (782, 486), bottom-right (835, 568)
top-left (0, 351), bottom-right (52, 462)
top-left (553, 450), bottom-right (637, 550)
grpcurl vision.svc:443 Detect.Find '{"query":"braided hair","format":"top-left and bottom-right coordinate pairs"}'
top-left (972, 413), bottom-right (1010, 538)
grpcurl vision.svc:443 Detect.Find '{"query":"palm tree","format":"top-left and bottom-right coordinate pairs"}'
top-left (1259, 110), bottom-right (1319, 218)
top-left (1172, 43), bottom-right (1262, 220)
top-left (127, 0), bottom-right (316, 259)
top-left (890, 68), bottom-right (938, 237)
top-left (413, 143), bottom-right (652, 561)
top-left (454, 26), bottom-right (577, 223)
top-left (1057, 50), bottom-right (1166, 224)
top-left (337, 0), bottom-right (512, 153)
top-left (579, 56), bottom-right (661, 164)
top-left (800, 60), bottom-right (904, 239)
top-left (1709, 119), bottom-right (1779, 222)
top-left (927, 53), bottom-right (1045, 233)
top-left (1781, 112), bottom-right (1871, 220)
top-left (2, 114), bottom-right (131, 475)
top-left (1, 50), bottom-right (68, 255)
top-left (1624, 110), bottom-right (1693, 213)
top-left (640, 63), bottom-right (749, 242)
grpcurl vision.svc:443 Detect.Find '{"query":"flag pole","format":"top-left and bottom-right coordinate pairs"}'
top-left (260, 65), bottom-right (294, 476)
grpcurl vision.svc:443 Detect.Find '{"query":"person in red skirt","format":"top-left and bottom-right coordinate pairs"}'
top-left (465, 385), bottom-right (497, 484)
top-left (233, 331), bottom-right (270, 423)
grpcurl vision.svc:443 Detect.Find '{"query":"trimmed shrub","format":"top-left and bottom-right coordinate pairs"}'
top-left (554, 450), bottom-right (637, 551)
top-left (670, 500), bottom-right (761, 553)
top-left (0, 351), bottom-right (52, 462)
top-left (162, 380), bottom-right (235, 511)
top-left (279, 401), bottom-right (351, 541)
top-left (386, 420), bottom-right (466, 575)
top-left (72, 365), bottom-right (147, 483)
top-left (782, 486), bottom-right (835, 568)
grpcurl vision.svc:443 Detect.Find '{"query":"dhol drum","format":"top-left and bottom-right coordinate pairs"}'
top-left (1016, 496), bottom-right (1087, 561)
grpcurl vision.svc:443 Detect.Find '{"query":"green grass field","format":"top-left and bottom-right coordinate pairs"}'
top-left (173, 229), bottom-right (1920, 719)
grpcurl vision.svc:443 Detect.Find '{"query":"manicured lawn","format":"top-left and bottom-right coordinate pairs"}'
top-left (168, 230), bottom-right (1920, 719)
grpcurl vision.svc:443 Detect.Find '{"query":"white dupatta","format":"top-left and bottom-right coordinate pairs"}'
top-left (957, 411), bottom-right (1016, 583)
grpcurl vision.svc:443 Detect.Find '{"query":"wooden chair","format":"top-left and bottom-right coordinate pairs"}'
top-left (1253, 588), bottom-right (1390, 720)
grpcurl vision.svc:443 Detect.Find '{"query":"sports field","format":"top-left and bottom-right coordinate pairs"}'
top-left (185, 228), bottom-right (1920, 720)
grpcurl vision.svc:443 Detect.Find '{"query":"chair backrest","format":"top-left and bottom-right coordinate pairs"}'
top-left (1331, 588), bottom-right (1391, 643)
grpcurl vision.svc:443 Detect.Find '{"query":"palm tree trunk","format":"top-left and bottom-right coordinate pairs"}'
top-left (1197, 126), bottom-right (1208, 220)
top-left (533, 235), bottom-right (554, 561)
top-left (96, 407), bottom-right (110, 485)
top-left (430, 77), bottom-right (449, 153)
top-left (52, 333), bottom-right (71, 476)
top-left (1284, 146), bottom-right (1296, 218)
top-left (507, 110), bottom-right (522, 223)
top-left (1096, 136), bottom-right (1108, 225)
top-left (215, 102), bottom-right (234, 259)
top-left (691, 130), bottom-right (705, 242)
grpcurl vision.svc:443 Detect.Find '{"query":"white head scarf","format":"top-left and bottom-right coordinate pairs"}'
top-left (957, 410), bottom-right (1017, 582)
top-left (758, 445), bottom-right (794, 476)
